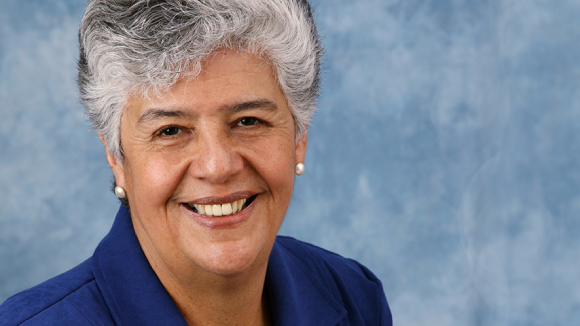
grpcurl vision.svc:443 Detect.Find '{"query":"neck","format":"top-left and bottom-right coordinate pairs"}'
top-left (168, 266), bottom-right (272, 326)
top-left (141, 244), bottom-right (272, 326)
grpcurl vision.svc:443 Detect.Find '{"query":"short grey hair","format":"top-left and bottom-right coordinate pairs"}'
top-left (78, 0), bottom-right (322, 160)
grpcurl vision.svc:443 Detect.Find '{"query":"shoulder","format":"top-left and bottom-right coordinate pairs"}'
top-left (274, 236), bottom-right (393, 325)
top-left (275, 235), bottom-right (381, 284)
top-left (0, 259), bottom-right (113, 326)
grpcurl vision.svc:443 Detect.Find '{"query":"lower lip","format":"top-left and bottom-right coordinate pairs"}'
top-left (181, 197), bottom-right (256, 229)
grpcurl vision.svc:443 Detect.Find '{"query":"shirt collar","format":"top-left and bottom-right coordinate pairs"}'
top-left (92, 206), bottom-right (346, 325)
top-left (91, 206), bottom-right (188, 326)
top-left (266, 240), bottom-right (347, 325)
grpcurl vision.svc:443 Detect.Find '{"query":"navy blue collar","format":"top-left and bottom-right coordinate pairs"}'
top-left (266, 242), bottom-right (347, 325)
top-left (91, 206), bottom-right (187, 325)
top-left (92, 206), bottom-right (345, 325)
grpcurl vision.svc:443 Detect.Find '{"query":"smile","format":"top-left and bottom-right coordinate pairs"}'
top-left (186, 195), bottom-right (256, 217)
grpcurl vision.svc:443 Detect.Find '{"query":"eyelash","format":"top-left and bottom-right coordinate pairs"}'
top-left (154, 117), bottom-right (266, 138)
top-left (237, 117), bottom-right (262, 126)
top-left (237, 116), bottom-right (274, 129)
top-left (156, 126), bottom-right (182, 137)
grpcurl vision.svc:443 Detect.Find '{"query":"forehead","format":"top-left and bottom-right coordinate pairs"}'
top-left (125, 50), bottom-right (286, 119)
top-left (196, 50), bottom-right (274, 83)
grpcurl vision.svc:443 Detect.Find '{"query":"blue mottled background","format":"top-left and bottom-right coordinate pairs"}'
top-left (1, 0), bottom-right (580, 324)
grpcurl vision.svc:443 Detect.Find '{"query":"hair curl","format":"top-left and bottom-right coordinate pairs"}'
top-left (78, 0), bottom-right (322, 160)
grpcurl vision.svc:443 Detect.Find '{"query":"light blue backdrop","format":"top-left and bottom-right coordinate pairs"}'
top-left (1, 0), bottom-right (579, 325)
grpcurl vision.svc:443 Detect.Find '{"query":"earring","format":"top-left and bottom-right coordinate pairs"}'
top-left (114, 186), bottom-right (126, 199)
top-left (295, 163), bottom-right (305, 176)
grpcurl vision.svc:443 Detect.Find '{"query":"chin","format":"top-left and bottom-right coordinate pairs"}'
top-left (186, 238), bottom-right (269, 277)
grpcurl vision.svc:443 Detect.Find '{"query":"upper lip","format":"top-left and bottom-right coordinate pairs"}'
top-left (185, 191), bottom-right (257, 205)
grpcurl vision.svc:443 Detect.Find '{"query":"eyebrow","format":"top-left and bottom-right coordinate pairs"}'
top-left (137, 109), bottom-right (193, 125)
top-left (136, 99), bottom-right (278, 125)
top-left (222, 99), bottom-right (279, 114)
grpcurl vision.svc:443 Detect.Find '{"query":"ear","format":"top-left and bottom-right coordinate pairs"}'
top-left (99, 135), bottom-right (126, 189)
top-left (295, 130), bottom-right (308, 164)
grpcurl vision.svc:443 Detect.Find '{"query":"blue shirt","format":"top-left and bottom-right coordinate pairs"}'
top-left (0, 206), bottom-right (392, 325)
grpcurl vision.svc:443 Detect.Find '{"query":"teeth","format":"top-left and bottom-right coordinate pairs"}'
top-left (190, 198), bottom-right (249, 217)
top-left (212, 204), bottom-right (222, 216)
top-left (222, 203), bottom-right (233, 215)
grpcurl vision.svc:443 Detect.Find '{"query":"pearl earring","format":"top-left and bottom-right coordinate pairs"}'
top-left (114, 186), bottom-right (126, 199)
top-left (295, 163), bottom-right (305, 176)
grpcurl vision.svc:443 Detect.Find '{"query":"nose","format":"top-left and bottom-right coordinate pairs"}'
top-left (189, 128), bottom-right (244, 184)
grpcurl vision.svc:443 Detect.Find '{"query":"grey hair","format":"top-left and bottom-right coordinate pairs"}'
top-left (78, 0), bottom-right (322, 160)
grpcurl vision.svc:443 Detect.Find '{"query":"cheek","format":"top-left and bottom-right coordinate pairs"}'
top-left (250, 138), bottom-right (297, 198)
top-left (128, 151), bottom-right (189, 207)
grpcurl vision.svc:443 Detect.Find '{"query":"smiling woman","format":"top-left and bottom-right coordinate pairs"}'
top-left (113, 51), bottom-right (303, 282)
top-left (0, 1), bottom-right (391, 325)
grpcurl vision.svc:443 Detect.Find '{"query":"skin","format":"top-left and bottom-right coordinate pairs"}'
top-left (101, 50), bottom-right (307, 326)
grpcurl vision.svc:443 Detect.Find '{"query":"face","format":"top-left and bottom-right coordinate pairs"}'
top-left (103, 51), bottom-right (307, 279)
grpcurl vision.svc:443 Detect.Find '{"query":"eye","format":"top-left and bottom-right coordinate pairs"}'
top-left (238, 117), bottom-right (260, 126)
top-left (158, 126), bottom-right (182, 136)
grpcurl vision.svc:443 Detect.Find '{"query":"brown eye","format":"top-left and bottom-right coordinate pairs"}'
top-left (159, 126), bottom-right (182, 136)
top-left (238, 117), bottom-right (260, 126)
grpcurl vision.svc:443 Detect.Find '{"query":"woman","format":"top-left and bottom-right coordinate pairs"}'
top-left (0, 1), bottom-right (392, 325)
